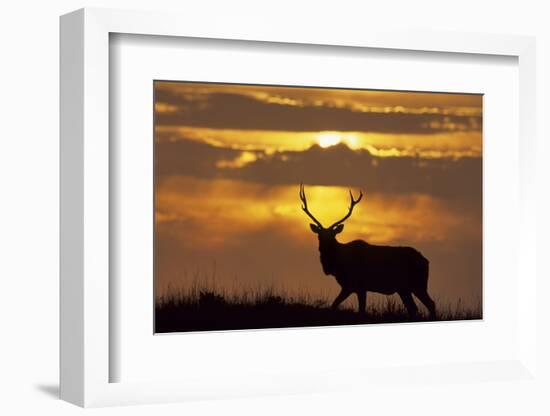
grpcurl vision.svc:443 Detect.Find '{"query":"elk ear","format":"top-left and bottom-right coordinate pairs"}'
top-left (333, 224), bottom-right (344, 234)
top-left (309, 224), bottom-right (321, 234)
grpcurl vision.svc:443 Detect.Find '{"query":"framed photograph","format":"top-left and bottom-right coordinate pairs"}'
top-left (153, 80), bottom-right (480, 334)
top-left (60, 8), bottom-right (538, 408)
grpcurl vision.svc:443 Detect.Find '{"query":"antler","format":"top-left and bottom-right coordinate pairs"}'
top-left (299, 183), bottom-right (323, 228)
top-left (329, 189), bottom-right (363, 229)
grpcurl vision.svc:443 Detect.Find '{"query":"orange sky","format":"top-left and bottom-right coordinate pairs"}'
top-left (154, 81), bottom-right (482, 310)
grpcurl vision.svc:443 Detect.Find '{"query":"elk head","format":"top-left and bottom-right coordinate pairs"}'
top-left (299, 183), bottom-right (363, 245)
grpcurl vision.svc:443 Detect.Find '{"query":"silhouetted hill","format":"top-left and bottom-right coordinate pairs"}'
top-left (155, 288), bottom-right (481, 333)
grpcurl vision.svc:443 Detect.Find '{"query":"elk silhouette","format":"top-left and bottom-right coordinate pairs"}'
top-left (299, 184), bottom-right (436, 319)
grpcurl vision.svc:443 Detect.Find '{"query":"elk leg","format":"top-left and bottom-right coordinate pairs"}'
top-left (356, 291), bottom-right (367, 315)
top-left (398, 291), bottom-right (418, 319)
top-left (331, 289), bottom-right (351, 310)
top-left (413, 289), bottom-right (437, 320)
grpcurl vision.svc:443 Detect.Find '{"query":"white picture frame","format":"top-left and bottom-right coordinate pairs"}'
top-left (60, 7), bottom-right (538, 408)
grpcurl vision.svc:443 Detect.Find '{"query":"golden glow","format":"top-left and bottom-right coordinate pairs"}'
top-left (154, 102), bottom-right (178, 113)
top-left (155, 177), bottom-right (482, 304)
top-left (156, 177), bottom-right (479, 248)
top-left (156, 126), bottom-right (482, 159)
top-left (215, 151), bottom-right (258, 168)
top-left (317, 132), bottom-right (341, 148)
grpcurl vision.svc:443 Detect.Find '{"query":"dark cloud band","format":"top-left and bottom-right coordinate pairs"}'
top-left (156, 137), bottom-right (482, 207)
top-left (155, 90), bottom-right (481, 135)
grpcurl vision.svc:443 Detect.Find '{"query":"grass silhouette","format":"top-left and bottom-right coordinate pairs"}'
top-left (155, 284), bottom-right (482, 333)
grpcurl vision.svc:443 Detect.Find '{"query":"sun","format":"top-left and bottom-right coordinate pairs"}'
top-left (317, 132), bottom-right (341, 148)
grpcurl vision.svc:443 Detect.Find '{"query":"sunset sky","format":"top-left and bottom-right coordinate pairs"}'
top-left (154, 81), bottom-right (482, 310)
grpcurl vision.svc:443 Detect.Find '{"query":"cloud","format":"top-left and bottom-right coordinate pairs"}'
top-left (154, 86), bottom-right (482, 135)
top-left (155, 137), bottom-right (241, 178)
top-left (155, 81), bottom-right (482, 114)
top-left (156, 138), bottom-right (482, 207)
